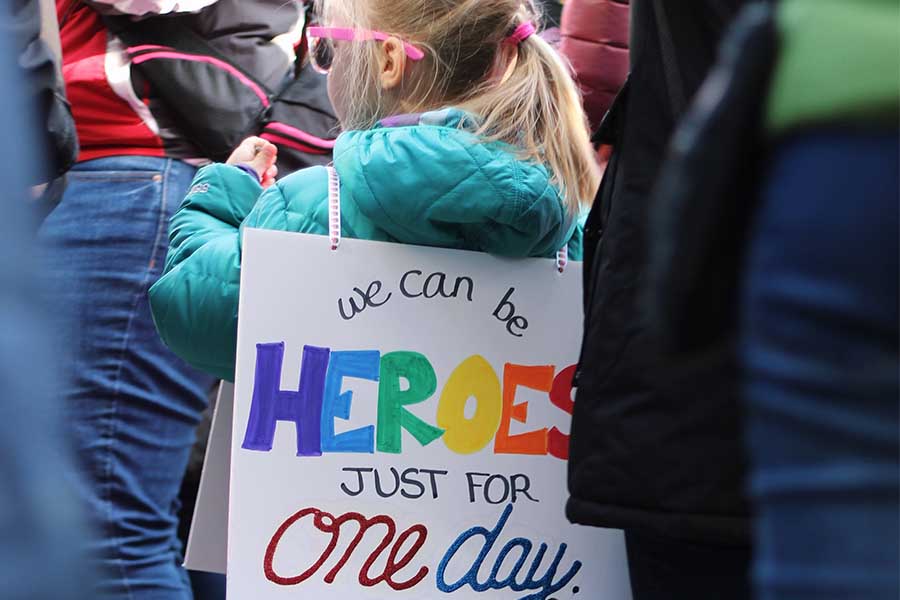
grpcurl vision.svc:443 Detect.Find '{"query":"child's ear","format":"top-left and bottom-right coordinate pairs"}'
top-left (379, 37), bottom-right (407, 90)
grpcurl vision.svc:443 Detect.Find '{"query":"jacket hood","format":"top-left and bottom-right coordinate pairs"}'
top-left (332, 108), bottom-right (574, 257)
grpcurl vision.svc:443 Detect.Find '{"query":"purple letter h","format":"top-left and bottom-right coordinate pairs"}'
top-left (241, 342), bottom-right (329, 456)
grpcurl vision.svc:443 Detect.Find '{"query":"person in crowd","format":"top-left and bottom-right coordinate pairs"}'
top-left (39, 1), bottom-right (308, 597)
top-left (559, 0), bottom-right (629, 173)
top-left (9, 0), bottom-right (78, 222)
top-left (147, 0), bottom-right (599, 384)
top-left (739, 0), bottom-right (899, 598)
top-left (1, 2), bottom-right (92, 597)
top-left (535, 0), bottom-right (564, 46)
top-left (567, 1), bottom-right (753, 599)
top-left (559, 0), bottom-right (629, 131)
top-left (11, 0), bottom-right (77, 186)
top-left (538, 0), bottom-right (563, 28)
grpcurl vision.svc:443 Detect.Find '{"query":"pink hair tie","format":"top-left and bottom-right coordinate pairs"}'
top-left (504, 21), bottom-right (536, 45)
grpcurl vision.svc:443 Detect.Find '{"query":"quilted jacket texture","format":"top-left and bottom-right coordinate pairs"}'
top-left (149, 108), bottom-right (581, 381)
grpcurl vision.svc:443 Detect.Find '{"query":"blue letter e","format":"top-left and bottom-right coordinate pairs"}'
top-left (321, 350), bottom-right (380, 453)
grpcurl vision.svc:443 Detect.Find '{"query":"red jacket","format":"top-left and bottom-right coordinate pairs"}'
top-left (57, 0), bottom-right (303, 163)
top-left (560, 0), bottom-right (630, 131)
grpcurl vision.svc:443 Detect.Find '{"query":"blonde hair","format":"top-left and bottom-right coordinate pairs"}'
top-left (315, 0), bottom-right (600, 212)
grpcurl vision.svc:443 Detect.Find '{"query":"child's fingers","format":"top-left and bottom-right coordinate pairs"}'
top-left (226, 136), bottom-right (267, 165)
top-left (244, 136), bottom-right (266, 149)
top-left (227, 138), bottom-right (278, 181)
top-left (261, 164), bottom-right (278, 188)
top-left (260, 141), bottom-right (278, 163)
top-left (249, 143), bottom-right (278, 173)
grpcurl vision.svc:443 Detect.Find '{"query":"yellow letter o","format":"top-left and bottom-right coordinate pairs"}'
top-left (437, 355), bottom-right (502, 454)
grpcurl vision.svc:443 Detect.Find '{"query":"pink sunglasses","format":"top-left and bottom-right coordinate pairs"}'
top-left (306, 26), bottom-right (425, 74)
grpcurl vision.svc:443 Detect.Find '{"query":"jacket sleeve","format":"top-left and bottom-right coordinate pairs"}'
top-left (82, 0), bottom-right (219, 16)
top-left (560, 0), bottom-right (630, 131)
top-left (149, 163), bottom-right (283, 381)
top-left (8, 0), bottom-right (78, 182)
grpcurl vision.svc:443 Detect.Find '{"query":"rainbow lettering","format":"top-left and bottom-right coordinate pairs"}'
top-left (241, 343), bottom-right (575, 459)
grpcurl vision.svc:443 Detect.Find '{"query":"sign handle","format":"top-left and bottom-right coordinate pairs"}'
top-left (327, 166), bottom-right (341, 251)
top-left (556, 245), bottom-right (568, 273)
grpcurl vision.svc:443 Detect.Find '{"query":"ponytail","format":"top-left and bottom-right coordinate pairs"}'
top-left (318, 0), bottom-right (600, 212)
top-left (462, 20), bottom-right (601, 213)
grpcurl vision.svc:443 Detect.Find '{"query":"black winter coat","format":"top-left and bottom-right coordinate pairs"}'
top-left (567, 0), bottom-right (751, 545)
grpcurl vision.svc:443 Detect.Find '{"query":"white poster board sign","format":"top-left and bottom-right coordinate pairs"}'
top-left (227, 228), bottom-right (631, 599)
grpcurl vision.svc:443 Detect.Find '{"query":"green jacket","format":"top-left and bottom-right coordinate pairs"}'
top-left (767, 0), bottom-right (899, 134)
top-left (149, 108), bottom-right (581, 381)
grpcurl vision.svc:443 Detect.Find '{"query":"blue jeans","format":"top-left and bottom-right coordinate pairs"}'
top-left (39, 156), bottom-right (217, 599)
top-left (740, 131), bottom-right (899, 600)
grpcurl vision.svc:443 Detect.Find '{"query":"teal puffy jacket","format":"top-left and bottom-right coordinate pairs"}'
top-left (149, 109), bottom-right (583, 381)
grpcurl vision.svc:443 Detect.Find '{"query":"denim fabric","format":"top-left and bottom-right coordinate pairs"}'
top-left (740, 131), bottom-right (900, 600)
top-left (39, 156), bottom-right (217, 599)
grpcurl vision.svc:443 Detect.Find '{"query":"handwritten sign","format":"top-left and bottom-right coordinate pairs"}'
top-left (227, 228), bottom-right (632, 599)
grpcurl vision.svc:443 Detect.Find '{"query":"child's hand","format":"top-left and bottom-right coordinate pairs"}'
top-left (226, 137), bottom-right (279, 188)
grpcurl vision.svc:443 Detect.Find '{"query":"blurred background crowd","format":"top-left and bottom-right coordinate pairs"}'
top-left (2, 0), bottom-right (897, 599)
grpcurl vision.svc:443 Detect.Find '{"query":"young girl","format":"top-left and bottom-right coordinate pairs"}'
top-left (149, 0), bottom-right (599, 381)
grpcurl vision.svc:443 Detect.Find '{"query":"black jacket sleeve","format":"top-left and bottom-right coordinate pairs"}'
top-left (8, 0), bottom-right (78, 183)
